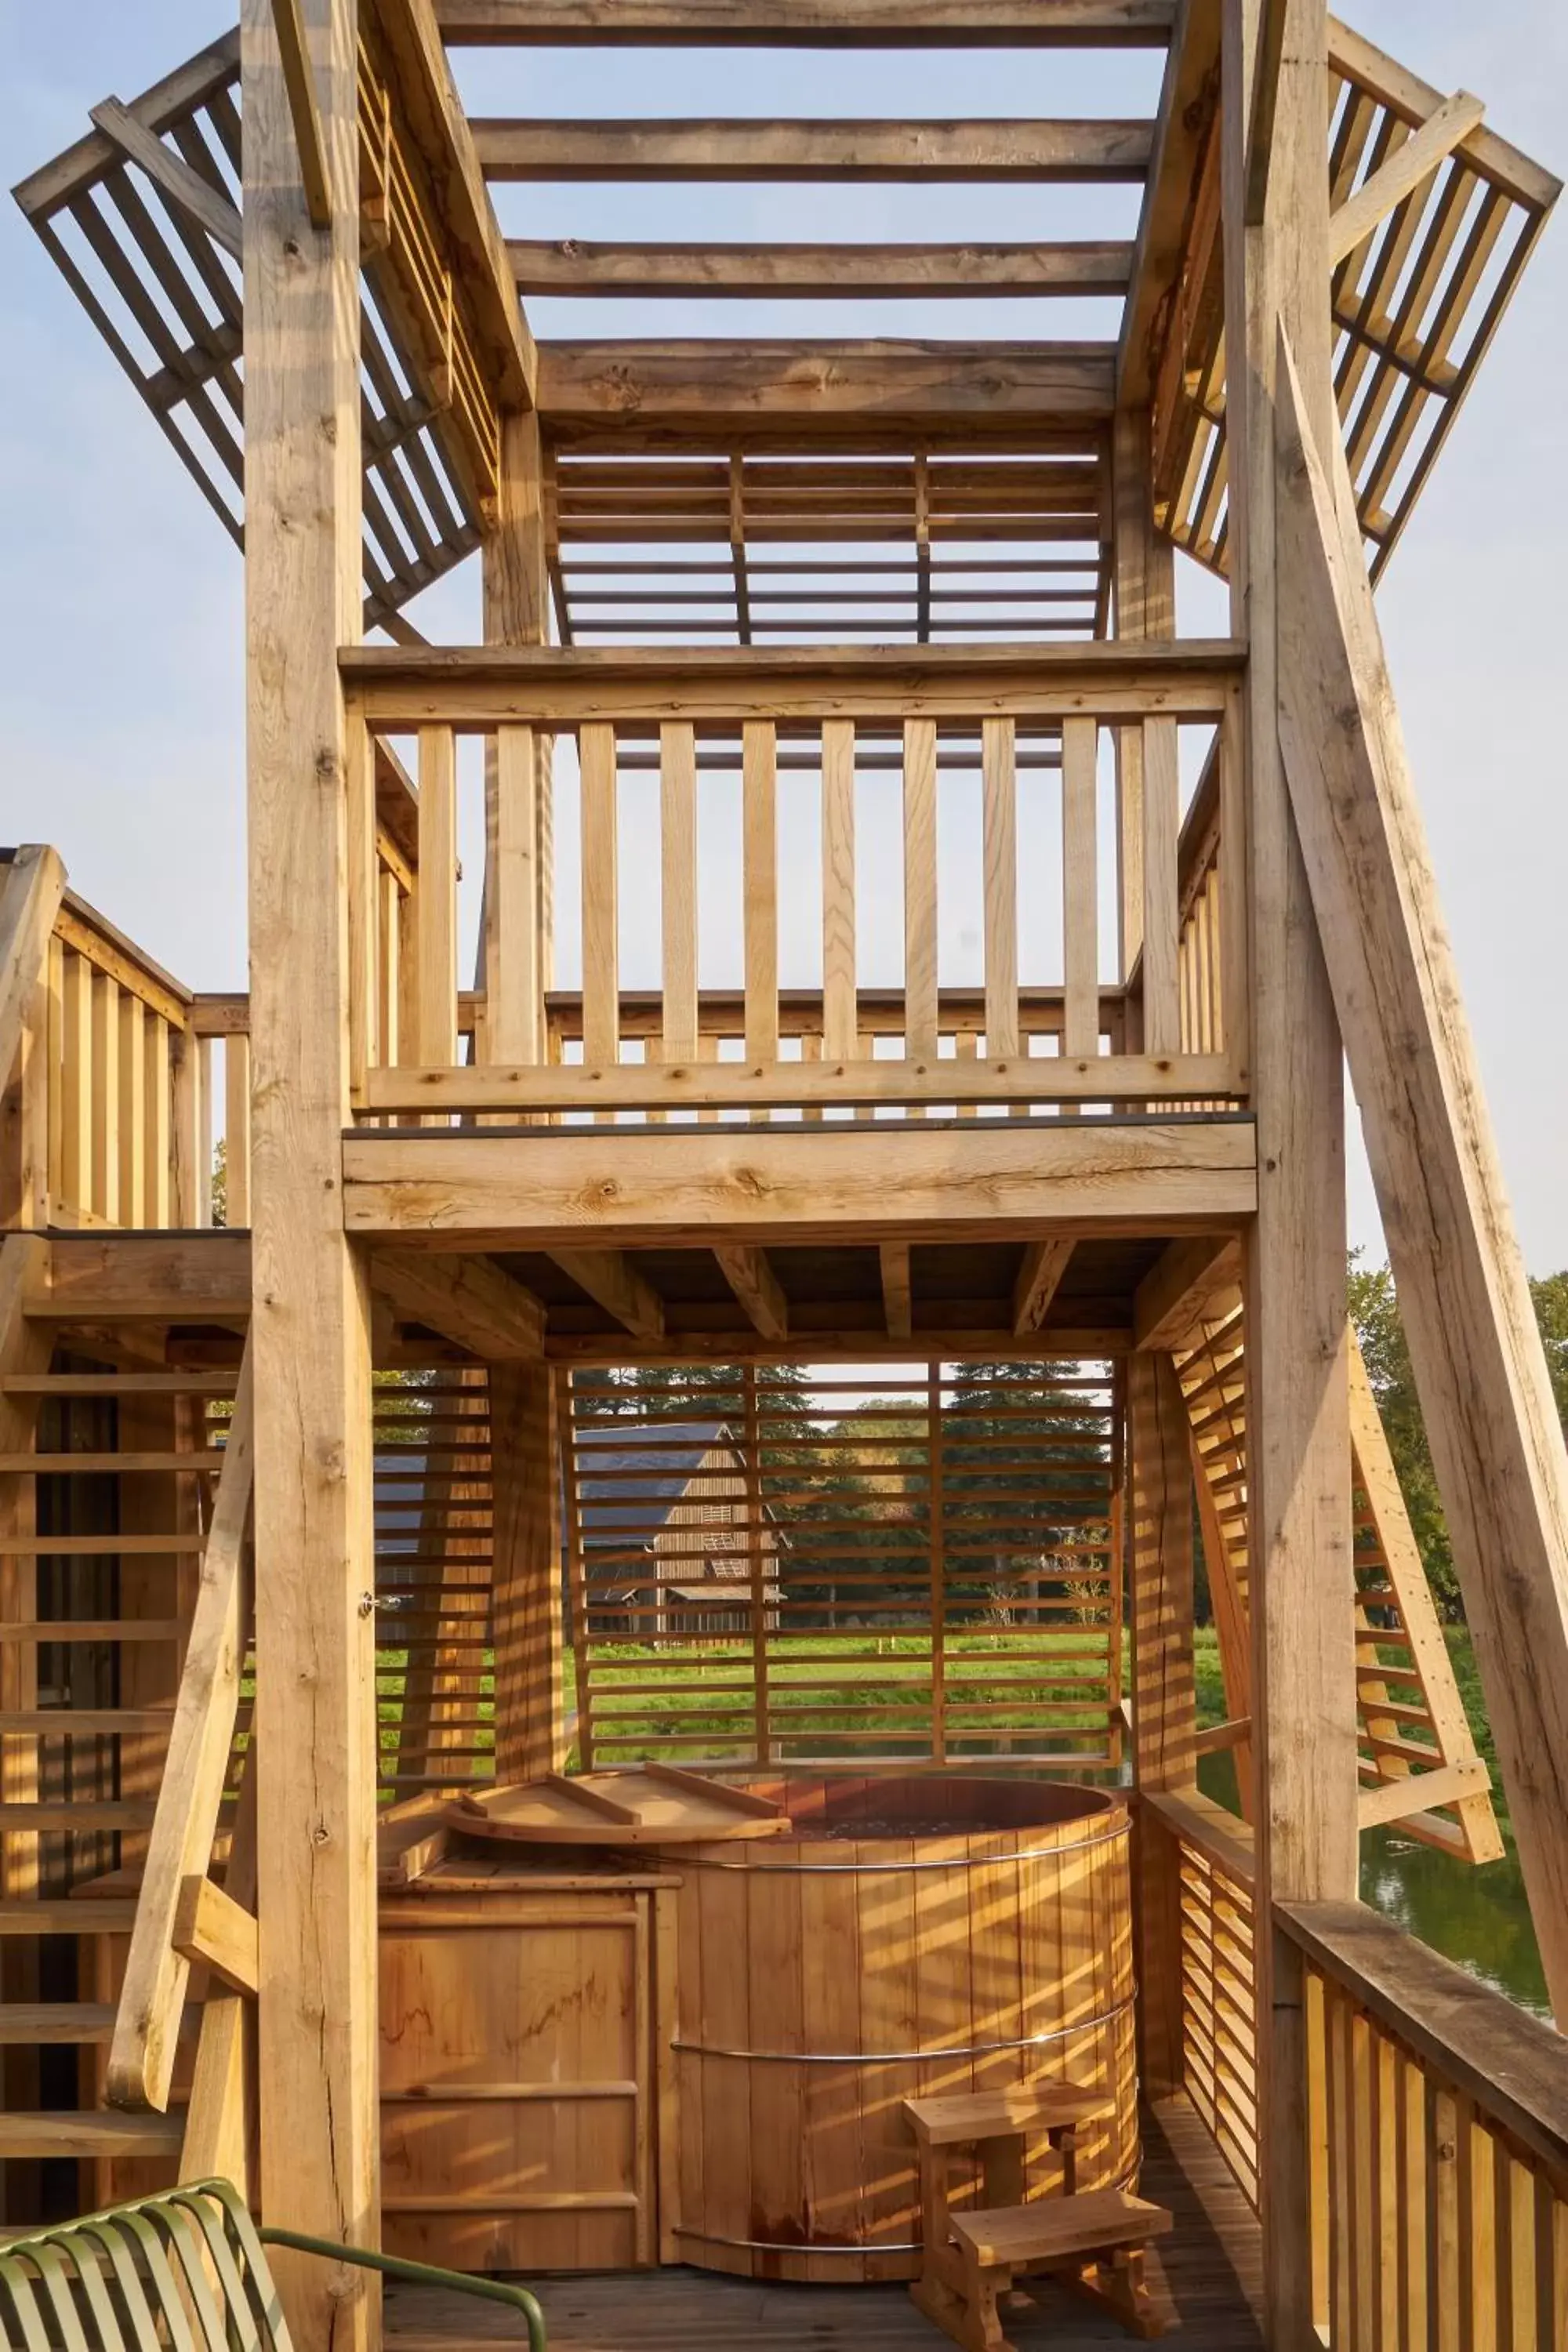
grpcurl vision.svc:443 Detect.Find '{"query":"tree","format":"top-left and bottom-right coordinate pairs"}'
top-left (1348, 1253), bottom-right (1568, 1621)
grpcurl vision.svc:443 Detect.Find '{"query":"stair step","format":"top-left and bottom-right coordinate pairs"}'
top-left (0, 1534), bottom-right (205, 1556)
top-left (0, 1900), bottom-right (139, 1934)
top-left (0, 1801), bottom-right (158, 1831)
top-left (0, 1621), bottom-right (182, 1645)
top-left (0, 2003), bottom-right (116, 2044)
top-left (0, 2111), bottom-right (183, 2159)
top-left (953, 2187), bottom-right (1173, 2270)
top-left (0, 1710), bottom-right (174, 1736)
top-left (0, 1452), bottom-right (226, 1473)
top-left (1, 1374), bottom-right (238, 1398)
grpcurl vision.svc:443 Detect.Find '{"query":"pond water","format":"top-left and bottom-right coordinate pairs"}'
top-left (1198, 1754), bottom-right (1551, 2022)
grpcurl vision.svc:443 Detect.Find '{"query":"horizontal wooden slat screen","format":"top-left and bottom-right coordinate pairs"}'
top-left (562, 1359), bottom-right (1122, 1774)
top-left (1178, 1837), bottom-right (1259, 2212)
top-left (373, 1371), bottom-right (497, 1798)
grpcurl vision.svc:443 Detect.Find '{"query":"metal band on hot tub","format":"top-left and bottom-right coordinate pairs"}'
top-left (667, 1818), bottom-right (1132, 1875)
top-left (671, 1987), bottom-right (1135, 2065)
top-left (669, 2160), bottom-right (1142, 2258)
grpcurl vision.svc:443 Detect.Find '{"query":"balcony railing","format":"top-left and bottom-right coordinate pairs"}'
top-left (339, 641), bottom-right (1249, 1127)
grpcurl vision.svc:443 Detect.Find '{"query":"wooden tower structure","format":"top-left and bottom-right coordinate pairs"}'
top-left (5, 3), bottom-right (1568, 2347)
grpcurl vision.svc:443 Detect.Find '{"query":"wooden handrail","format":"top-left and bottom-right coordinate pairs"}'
top-left (1141, 1784), bottom-right (1255, 1886)
top-left (1277, 1896), bottom-right (1568, 2180)
top-left (106, 1337), bottom-right (255, 2114)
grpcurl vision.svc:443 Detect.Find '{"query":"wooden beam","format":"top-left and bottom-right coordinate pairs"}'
top-left (341, 637), bottom-right (1243, 727)
top-left (438, 0), bottom-right (1179, 42)
top-left (363, 1053), bottom-right (1236, 1116)
top-left (1327, 90), bottom-right (1486, 267)
top-left (491, 1367), bottom-right (562, 1780)
top-left (1117, 0), bottom-right (1221, 404)
top-left (1222, 9), bottom-right (1356, 2344)
top-left (1356, 1759), bottom-right (1492, 1833)
top-left (1274, 326), bottom-right (1568, 2018)
top-left (369, 1247), bottom-right (545, 1358)
top-left (343, 1121), bottom-right (1258, 1249)
top-left (173, 1874), bottom-right (260, 1999)
top-left (1127, 1350), bottom-right (1195, 2098)
top-left (552, 1249), bottom-right (665, 1341)
top-left (1325, 16), bottom-right (1559, 215)
top-left (242, 0), bottom-right (379, 2333)
top-left (510, 239), bottom-right (1134, 297)
top-left (880, 1243), bottom-right (913, 1342)
top-left (535, 340), bottom-right (1118, 428)
top-left (270, 0), bottom-right (331, 228)
top-left (368, 0), bottom-right (538, 411)
top-left (88, 99), bottom-right (245, 258)
top-left (474, 118), bottom-right (1152, 182)
top-left (1133, 1232), bottom-right (1240, 1350)
top-left (713, 1247), bottom-right (789, 1342)
top-left (25, 1234), bottom-right (252, 1325)
top-left (1012, 1238), bottom-right (1075, 1334)
top-left (106, 1345), bottom-right (252, 2111)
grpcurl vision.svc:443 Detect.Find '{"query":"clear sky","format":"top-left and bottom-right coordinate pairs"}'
top-left (2, 2), bottom-right (1563, 1269)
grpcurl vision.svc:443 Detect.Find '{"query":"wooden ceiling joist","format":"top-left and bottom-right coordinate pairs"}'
top-left (880, 1243), bottom-right (913, 1342)
top-left (510, 240), bottom-right (1135, 299)
top-left (552, 1249), bottom-right (666, 1341)
top-left (1012, 1239), bottom-right (1075, 1335)
top-left (436, 0), bottom-right (1178, 46)
top-left (474, 118), bottom-right (1152, 183)
top-left (369, 1247), bottom-right (546, 1359)
top-left (537, 341), bottom-right (1118, 428)
top-left (713, 1247), bottom-right (789, 1342)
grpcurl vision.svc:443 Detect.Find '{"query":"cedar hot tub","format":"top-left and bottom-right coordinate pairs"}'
top-left (661, 1773), bottom-right (1137, 2284)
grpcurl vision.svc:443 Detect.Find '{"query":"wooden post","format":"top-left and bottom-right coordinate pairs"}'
top-left (1112, 408), bottom-right (1174, 986)
top-left (1127, 1350), bottom-right (1195, 2100)
top-left (242, 2), bottom-right (379, 2343)
top-left (491, 1366), bottom-right (561, 1780)
top-left (1221, 4), bottom-right (1359, 2345)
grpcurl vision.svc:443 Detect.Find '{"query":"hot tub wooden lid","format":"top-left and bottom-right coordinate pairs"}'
top-left (446, 1766), bottom-right (791, 1846)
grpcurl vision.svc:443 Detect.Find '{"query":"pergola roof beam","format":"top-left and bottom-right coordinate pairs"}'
top-left (510, 240), bottom-right (1134, 298)
top-left (474, 118), bottom-right (1154, 183)
top-left (537, 341), bottom-right (1118, 428)
top-left (437, 0), bottom-right (1178, 47)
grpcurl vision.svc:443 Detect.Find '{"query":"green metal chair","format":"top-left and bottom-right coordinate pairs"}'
top-left (0, 2177), bottom-right (546, 2351)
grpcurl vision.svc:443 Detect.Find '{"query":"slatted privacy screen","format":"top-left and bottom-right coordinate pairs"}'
top-left (564, 1363), bottom-right (1123, 1774)
top-left (356, 686), bottom-right (1247, 1123)
top-left (1178, 1838), bottom-right (1259, 2211)
top-left (15, 31), bottom-right (486, 635)
top-left (373, 1371), bottom-right (497, 1797)
top-left (1155, 26), bottom-right (1559, 580)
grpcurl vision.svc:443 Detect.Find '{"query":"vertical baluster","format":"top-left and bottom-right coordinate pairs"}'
top-left (1062, 716), bottom-right (1099, 1069)
top-left (1141, 714), bottom-right (1181, 1056)
top-left (226, 1032), bottom-right (252, 1228)
top-left (579, 722), bottom-right (620, 1099)
top-left (902, 719), bottom-right (938, 1075)
top-left (91, 971), bottom-right (120, 1224)
top-left (955, 1027), bottom-right (979, 1118)
top-left (488, 724), bottom-right (543, 1069)
top-left (379, 868), bottom-right (402, 1074)
top-left (144, 1012), bottom-right (171, 1227)
top-left (982, 718), bottom-right (1018, 1068)
top-left (170, 1027), bottom-right (201, 1226)
top-left (416, 724), bottom-right (459, 1083)
top-left (743, 721), bottom-right (779, 1069)
top-left (1429, 2080), bottom-right (1461, 2352)
top-left (197, 1035), bottom-right (215, 1226)
top-left (118, 993), bottom-right (146, 1227)
top-left (60, 949), bottom-right (92, 1217)
top-left (1327, 1980), bottom-right (1352, 2350)
top-left (45, 934), bottom-right (64, 1219)
top-left (660, 721), bottom-right (699, 1067)
top-left (397, 873), bottom-right (420, 1098)
top-left (1218, 686), bottom-right (1249, 1083)
top-left (821, 719), bottom-right (857, 1065)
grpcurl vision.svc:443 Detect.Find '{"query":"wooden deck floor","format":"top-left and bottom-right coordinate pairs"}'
top-left (385, 2100), bottom-right (1263, 2350)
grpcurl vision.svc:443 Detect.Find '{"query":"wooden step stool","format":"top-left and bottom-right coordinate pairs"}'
top-left (902, 2089), bottom-right (1170, 2351)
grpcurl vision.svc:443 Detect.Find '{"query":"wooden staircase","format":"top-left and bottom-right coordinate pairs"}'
top-left (1173, 1298), bottom-right (1503, 1861)
top-left (0, 1238), bottom-right (253, 2224)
